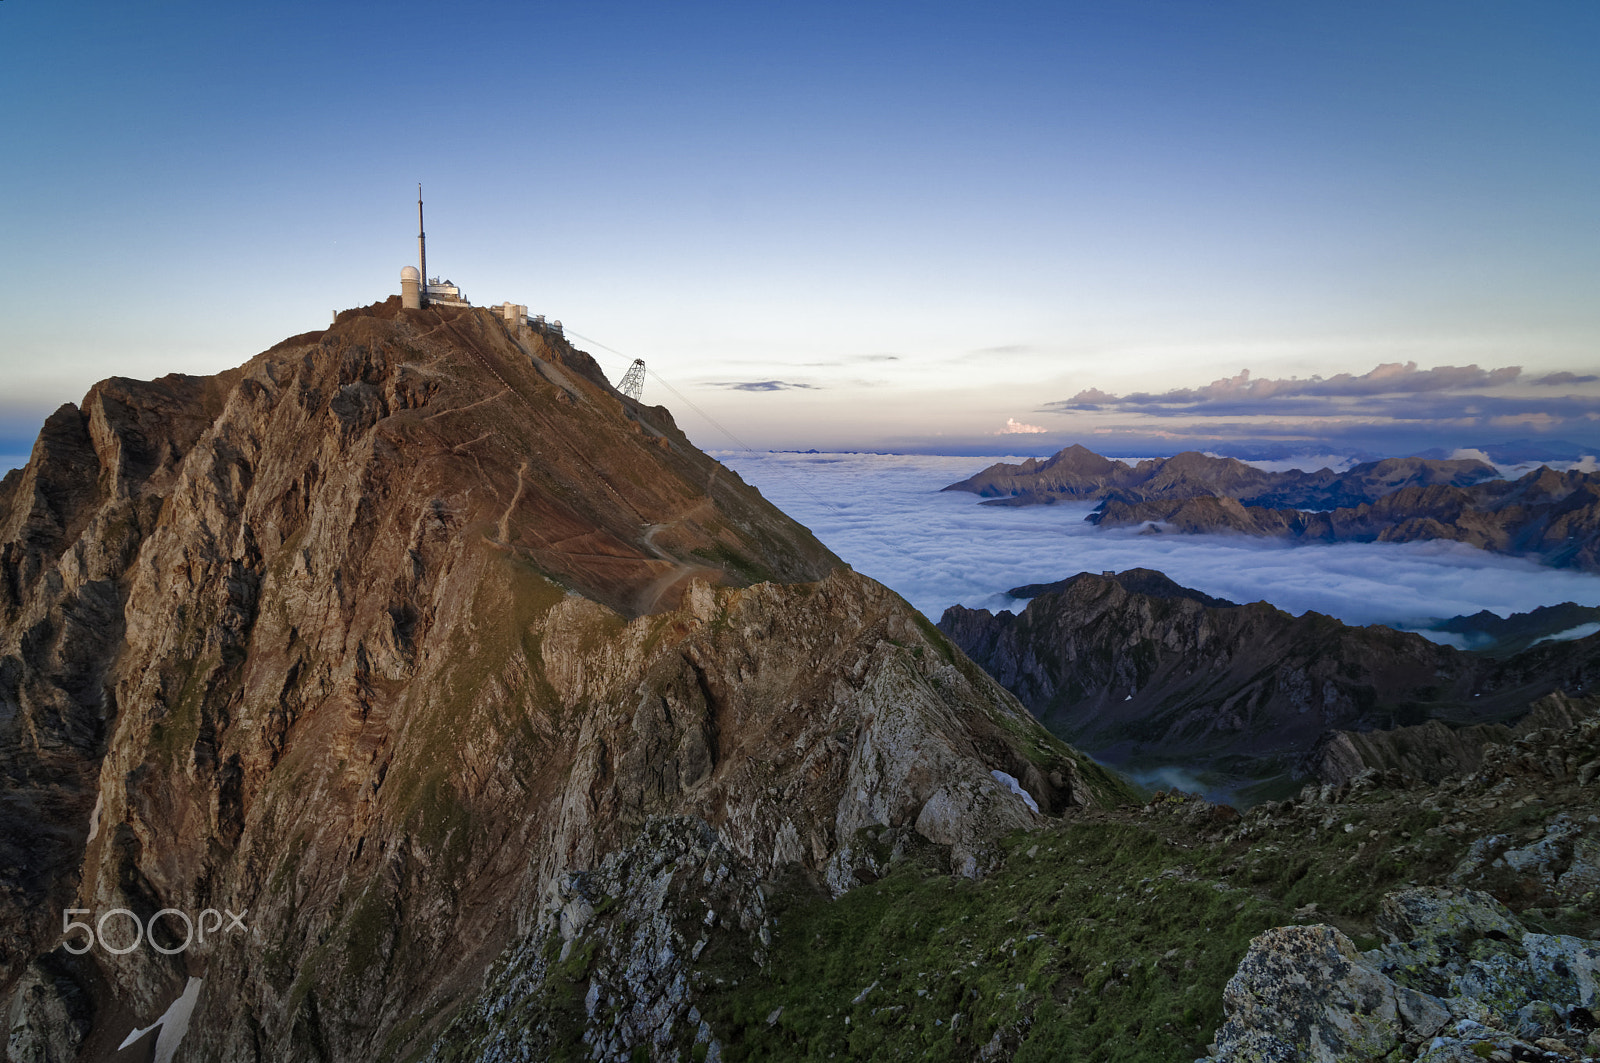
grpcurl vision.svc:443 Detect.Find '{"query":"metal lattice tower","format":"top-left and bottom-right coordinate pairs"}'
top-left (618, 359), bottom-right (646, 402)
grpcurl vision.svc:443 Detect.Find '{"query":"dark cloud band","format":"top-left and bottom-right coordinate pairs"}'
top-left (1046, 362), bottom-right (1533, 415)
top-left (706, 380), bottom-right (821, 392)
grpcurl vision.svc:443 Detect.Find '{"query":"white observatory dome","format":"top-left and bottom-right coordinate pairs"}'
top-left (401, 265), bottom-right (421, 281)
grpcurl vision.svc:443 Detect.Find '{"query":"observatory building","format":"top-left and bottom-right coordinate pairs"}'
top-left (397, 187), bottom-right (562, 337)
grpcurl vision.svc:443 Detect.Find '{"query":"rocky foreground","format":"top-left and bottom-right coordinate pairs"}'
top-left (1204, 888), bottom-right (1600, 1062)
top-left (423, 694), bottom-right (1600, 1061)
top-left (1201, 705), bottom-right (1600, 1062)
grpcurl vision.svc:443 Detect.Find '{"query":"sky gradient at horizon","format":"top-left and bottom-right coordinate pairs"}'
top-left (2, 1), bottom-right (1597, 459)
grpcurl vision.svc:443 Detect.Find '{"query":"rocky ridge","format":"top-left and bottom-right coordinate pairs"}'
top-left (1307, 693), bottom-right (1598, 787)
top-left (937, 570), bottom-right (1600, 789)
top-left (472, 691), bottom-right (1599, 1060)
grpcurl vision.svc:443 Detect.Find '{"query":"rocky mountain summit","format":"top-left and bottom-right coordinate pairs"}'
top-left (0, 299), bottom-right (1121, 1062)
top-left (942, 444), bottom-right (1600, 572)
top-left (938, 570), bottom-right (1600, 790)
top-left (5, 299), bottom-right (1595, 1061)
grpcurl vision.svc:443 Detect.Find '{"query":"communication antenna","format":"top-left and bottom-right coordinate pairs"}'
top-left (618, 359), bottom-right (647, 402)
top-left (417, 184), bottom-right (428, 307)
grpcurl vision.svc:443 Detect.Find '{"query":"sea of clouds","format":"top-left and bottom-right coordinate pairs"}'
top-left (715, 451), bottom-right (1600, 629)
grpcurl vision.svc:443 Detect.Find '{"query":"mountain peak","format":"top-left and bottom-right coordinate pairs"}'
top-left (0, 301), bottom-right (1124, 1059)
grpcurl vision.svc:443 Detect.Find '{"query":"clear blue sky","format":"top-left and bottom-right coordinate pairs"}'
top-left (3, 0), bottom-right (1597, 460)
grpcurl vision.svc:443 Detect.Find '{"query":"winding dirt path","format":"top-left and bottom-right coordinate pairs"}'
top-left (633, 516), bottom-right (720, 616)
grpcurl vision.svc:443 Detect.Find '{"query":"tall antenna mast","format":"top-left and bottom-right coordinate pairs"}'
top-left (417, 184), bottom-right (428, 308)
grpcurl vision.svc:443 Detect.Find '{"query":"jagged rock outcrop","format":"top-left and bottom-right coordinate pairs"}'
top-left (1307, 693), bottom-right (1596, 787)
top-left (1202, 888), bottom-right (1600, 1062)
top-left (0, 300), bottom-right (1120, 1062)
top-left (425, 816), bottom-right (769, 1063)
top-left (939, 570), bottom-right (1600, 782)
top-left (944, 445), bottom-right (1498, 510)
top-left (1308, 719), bottom-right (1516, 789)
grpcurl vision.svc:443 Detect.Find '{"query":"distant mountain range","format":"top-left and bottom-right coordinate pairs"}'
top-left (937, 568), bottom-right (1600, 795)
top-left (944, 444), bottom-right (1600, 572)
top-left (1414, 602), bottom-right (1600, 656)
top-left (944, 444), bottom-right (1501, 508)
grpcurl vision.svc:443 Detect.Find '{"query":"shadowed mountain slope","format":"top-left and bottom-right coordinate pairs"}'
top-left (938, 570), bottom-right (1600, 787)
top-left (1418, 602), bottom-right (1600, 656)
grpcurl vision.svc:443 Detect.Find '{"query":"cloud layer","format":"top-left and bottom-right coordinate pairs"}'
top-left (718, 452), bottom-right (1600, 627)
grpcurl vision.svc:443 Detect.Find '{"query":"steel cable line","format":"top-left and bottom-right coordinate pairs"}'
top-left (563, 328), bottom-right (848, 517)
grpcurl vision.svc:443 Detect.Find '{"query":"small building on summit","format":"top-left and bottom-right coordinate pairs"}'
top-left (424, 277), bottom-right (469, 307)
top-left (399, 266), bottom-right (470, 309)
top-left (398, 188), bottom-right (558, 334)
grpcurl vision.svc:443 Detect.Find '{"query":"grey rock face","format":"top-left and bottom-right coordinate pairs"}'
top-left (5, 953), bottom-right (94, 1063)
top-left (1203, 887), bottom-right (1600, 1063)
top-left (1207, 924), bottom-right (1439, 1062)
top-left (426, 817), bottom-right (763, 1063)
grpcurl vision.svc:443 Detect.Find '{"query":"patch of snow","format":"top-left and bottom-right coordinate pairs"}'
top-left (990, 770), bottom-right (1039, 814)
top-left (118, 976), bottom-right (203, 1063)
top-left (86, 790), bottom-right (103, 843)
